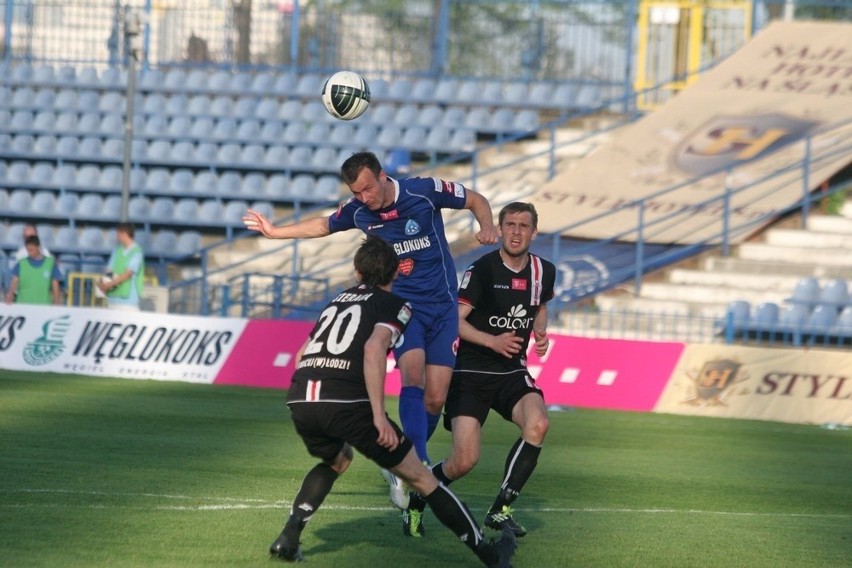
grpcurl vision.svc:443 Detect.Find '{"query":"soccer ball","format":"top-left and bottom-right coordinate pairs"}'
top-left (321, 71), bottom-right (371, 121)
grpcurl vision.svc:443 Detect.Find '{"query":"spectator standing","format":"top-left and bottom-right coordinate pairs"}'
top-left (5, 235), bottom-right (62, 305)
top-left (13, 224), bottom-right (52, 263)
top-left (97, 222), bottom-right (145, 311)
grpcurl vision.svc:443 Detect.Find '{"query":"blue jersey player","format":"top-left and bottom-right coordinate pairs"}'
top-left (243, 151), bottom-right (498, 506)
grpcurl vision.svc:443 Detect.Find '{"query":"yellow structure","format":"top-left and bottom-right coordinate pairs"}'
top-left (635, 0), bottom-right (752, 109)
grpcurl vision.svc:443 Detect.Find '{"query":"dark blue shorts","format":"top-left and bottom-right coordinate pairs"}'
top-left (393, 300), bottom-right (458, 368)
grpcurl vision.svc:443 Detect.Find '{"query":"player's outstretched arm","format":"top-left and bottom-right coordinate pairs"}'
top-left (242, 209), bottom-right (331, 240)
top-left (364, 326), bottom-right (399, 450)
top-left (463, 189), bottom-right (499, 245)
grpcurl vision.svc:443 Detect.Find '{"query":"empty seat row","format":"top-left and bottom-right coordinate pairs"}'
top-left (724, 299), bottom-right (852, 339)
top-left (786, 277), bottom-right (850, 308)
top-left (0, 130), bottom-right (472, 169)
top-left (0, 110), bottom-right (482, 150)
top-left (0, 161), bottom-right (342, 203)
top-left (0, 222), bottom-right (202, 258)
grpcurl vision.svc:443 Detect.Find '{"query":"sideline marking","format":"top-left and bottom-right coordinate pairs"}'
top-left (3, 488), bottom-right (849, 519)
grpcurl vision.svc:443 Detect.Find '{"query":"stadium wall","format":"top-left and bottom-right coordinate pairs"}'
top-left (1, 305), bottom-right (848, 426)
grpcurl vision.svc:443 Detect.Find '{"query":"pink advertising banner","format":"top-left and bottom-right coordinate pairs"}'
top-left (524, 335), bottom-right (684, 411)
top-left (214, 319), bottom-right (313, 389)
top-left (216, 320), bottom-right (684, 412)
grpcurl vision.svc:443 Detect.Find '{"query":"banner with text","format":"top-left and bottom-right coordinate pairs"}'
top-left (533, 21), bottom-right (852, 243)
top-left (0, 305), bottom-right (246, 384)
top-left (655, 343), bottom-right (852, 426)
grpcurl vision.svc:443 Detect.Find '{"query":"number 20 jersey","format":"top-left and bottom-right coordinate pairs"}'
top-left (287, 284), bottom-right (412, 403)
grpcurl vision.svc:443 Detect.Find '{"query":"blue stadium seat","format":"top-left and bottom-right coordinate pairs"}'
top-left (513, 109), bottom-right (540, 133)
top-left (11, 88), bottom-right (35, 109)
top-left (192, 171), bottom-right (218, 196)
top-left (265, 174), bottom-right (290, 199)
top-left (100, 67), bottom-right (124, 89)
top-left (255, 99), bottom-right (279, 121)
top-left (187, 95), bottom-right (211, 116)
top-left (0, 189), bottom-right (9, 210)
top-left (56, 193), bottom-right (78, 217)
top-left (143, 93), bottom-right (167, 116)
top-left (78, 136), bottom-right (104, 158)
top-left (819, 279), bottom-right (849, 307)
top-left (306, 123), bottom-right (330, 145)
top-left (376, 125), bottom-right (402, 149)
top-left (289, 175), bottom-right (315, 199)
top-left (33, 110), bottom-right (56, 132)
top-left (97, 166), bottom-right (123, 192)
top-left (778, 303), bottom-right (808, 331)
top-left (78, 66), bottom-right (99, 87)
top-left (250, 73), bottom-right (276, 96)
top-left (216, 172), bottom-right (242, 197)
top-left (425, 127), bottom-right (452, 154)
top-left (56, 135), bottom-right (79, 157)
top-left (387, 78), bottom-right (412, 102)
top-left (145, 169), bottom-right (171, 194)
top-left (286, 147), bottom-right (313, 170)
top-left (259, 121), bottom-right (284, 144)
top-left (171, 141), bottom-right (196, 163)
top-left (296, 74), bottom-right (323, 98)
top-left (314, 176), bottom-right (341, 201)
top-left (194, 142), bottom-right (218, 163)
top-left (401, 126), bottom-right (428, 150)
top-left (74, 112), bottom-right (99, 135)
top-left (149, 197), bottom-right (175, 222)
top-left (409, 79), bottom-right (436, 104)
top-left (190, 117), bottom-right (216, 140)
top-left (6, 161), bottom-right (29, 184)
top-left (217, 143), bottom-right (242, 165)
top-left (241, 173), bottom-right (266, 196)
top-left (169, 169), bottom-right (194, 194)
top-left (151, 230), bottom-right (178, 255)
top-left (752, 302), bottom-right (779, 332)
top-left (789, 277), bottom-right (820, 306)
top-left (489, 108), bottom-right (516, 134)
top-left (328, 123), bottom-right (354, 146)
top-left (311, 147), bottom-right (337, 171)
top-left (574, 84), bottom-right (602, 109)
top-left (724, 300), bottom-right (750, 330)
top-left (11, 134), bottom-right (35, 155)
top-left (229, 72), bottom-right (254, 95)
top-left (209, 95), bottom-right (234, 117)
top-left (237, 119), bottom-right (261, 140)
top-left (79, 227), bottom-right (106, 252)
top-left (166, 94), bottom-right (189, 116)
top-left (353, 123), bottom-right (378, 147)
top-left (174, 198), bottom-right (200, 219)
top-left (175, 230), bottom-right (202, 255)
top-left (102, 195), bottom-right (122, 219)
top-left (54, 227), bottom-right (78, 252)
top-left (503, 82), bottom-right (528, 105)
top-left (241, 144), bottom-right (266, 167)
top-left (140, 68), bottom-right (166, 91)
top-left (32, 65), bottom-right (55, 85)
top-left (282, 122), bottom-right (307, 144)
top-left (143, 114), bottom-right (169, 138)
top-left (128, 196), bottom-right (150, 221)
top-left (31, 163), bottom-right (54, 187)
top-left (33, 135), bottom-right (57, 157)
top-left (130, 168), bottom-right (146, 191)
top-left (207, 71), bottom-right (231, 93)
top-left (368, 77), bottom-right (389, 101)
top-left (163, 69), bottom-right (186, 91)
top-left (277, 100), bottom-right (302, 121)
top-left (806, 304), bottom-right (837, 334)
top-left (11, 63), bottom-right (33, 84)
top-left (10, 110), bottom-right (34, 130)
top-left (185, 69), bottom-right (208, 92)
top-left (479, 81), bottom-right (505, 106)
top-left (75, 164), bottom-right (101, 190)
top-left (9, 189), bottom-right (33, 212)
top-left (101, 139), bottom-right (125, 161)
top-left (464, 107), bottom-right (491, 131)
top-left (224, 200), bottom-right (251, 224)
top-left (393, 104), bottom-right (419, 126)
top-left (416, 105), bottom-right (444, 128)
top-left (302, 101), bottom-right (331, 123)
top-left (167, 116), bottom-right (193, 138)
top-left (432, 79), bottom-right (458, 105)
top-left (834, 306), bottom-right (852, 336)
top-left (233, 97), bottom-right (256, 119)
top-left (264, 146), bottom-right (289, 168)
top-left (212, 118), bottom-right (238, 141)
top-left (99, 92), bottom-right (124, 114)
top-left (53, 89), bottom-right (78, 111)
top-left (54, 111), bottom-right (77, 133)
top-left (199, 199), bottom-right (225, 223)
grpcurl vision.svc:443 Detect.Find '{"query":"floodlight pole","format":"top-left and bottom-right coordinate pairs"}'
top-left (120, 10), bottom-right (142, 223)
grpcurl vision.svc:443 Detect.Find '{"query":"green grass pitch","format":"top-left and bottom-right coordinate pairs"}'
top-left (1, 370), bottom-right (850, 567)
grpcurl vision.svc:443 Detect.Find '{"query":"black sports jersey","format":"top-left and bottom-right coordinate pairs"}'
top-left (456, 249), bottom-right (556, 370)
top-left (287, 284), bottom-right (412, 403)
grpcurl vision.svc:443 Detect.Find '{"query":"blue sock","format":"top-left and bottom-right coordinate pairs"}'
top-left (399, 386), bottom-right (429, 463)
top-left (426, 411), bottom-right (441, 441)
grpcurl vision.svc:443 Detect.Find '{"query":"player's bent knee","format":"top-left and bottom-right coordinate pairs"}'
top-left (525, 416), bottom-right (550, 446)
top-left (424, 395), bottom-right (446, 415)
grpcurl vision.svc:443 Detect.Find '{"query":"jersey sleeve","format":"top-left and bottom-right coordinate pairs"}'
top-left (457, 260), bottom-right (486, 309)
top-left (427, 177), bottom-right (468, 210)
top-left (327, 199), bottom-right (357, 233)
top-left (375, 294), bottom-right (413, 344)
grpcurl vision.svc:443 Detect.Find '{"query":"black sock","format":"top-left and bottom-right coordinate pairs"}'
top-left (490, 438), bottom-right (541, 513)
top-left (424, 483), bottom-right (488, 561)
top-left (432, 461), bottom-right (453, 486)
top-left (284, 462), bottom-right (338, 539)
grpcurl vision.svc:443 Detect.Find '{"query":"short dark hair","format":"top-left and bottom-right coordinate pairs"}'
top-left (354, 236), bottom-right (398, 288)
top-left (116, 222), bottom-right (135, 238)
top-left (24, 235), bottom-right (40, 247)
top-left (498, 202), bottom-right (538, 229)
top-left (340, 151), bottom-right (382, 185)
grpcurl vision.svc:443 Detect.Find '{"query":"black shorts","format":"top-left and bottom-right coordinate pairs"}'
top-left (287, 400), bottom-right (412, 469)
top-left (444, 367), bottom-right (543, 429)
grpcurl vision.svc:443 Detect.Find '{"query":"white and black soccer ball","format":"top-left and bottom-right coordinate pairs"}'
top-left (321, 71), bottom-right (371, 121)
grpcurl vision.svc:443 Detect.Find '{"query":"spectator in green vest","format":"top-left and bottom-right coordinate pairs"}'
top-left (5, 235), bottom-right (62, 305)
top-left (97, 222), bottom-right (145, 311)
